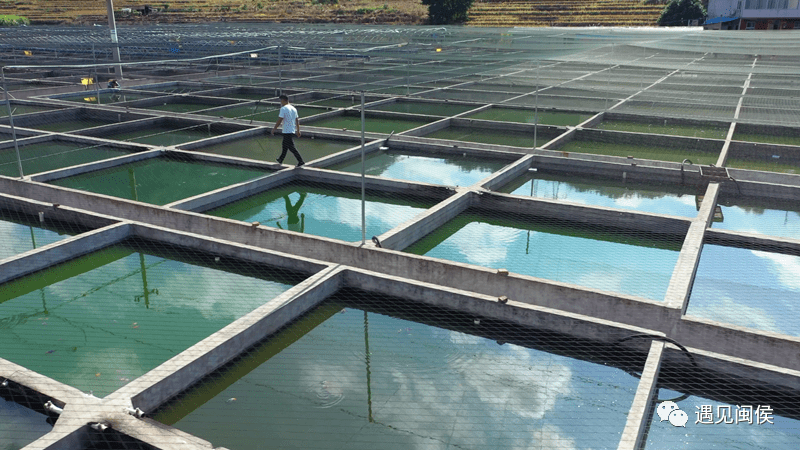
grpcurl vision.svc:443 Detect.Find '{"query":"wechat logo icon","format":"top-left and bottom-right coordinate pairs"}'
top-left (657, 401), bottom-right (689, 427)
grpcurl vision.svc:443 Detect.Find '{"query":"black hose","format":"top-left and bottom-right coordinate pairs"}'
top-left (615, 333), bottom-right (697, 403)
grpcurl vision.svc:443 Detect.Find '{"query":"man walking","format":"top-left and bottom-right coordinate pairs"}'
top-left (271, 94), bottom-right (305, 167)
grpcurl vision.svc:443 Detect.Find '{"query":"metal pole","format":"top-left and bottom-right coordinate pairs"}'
top-left (105, 0), bottom-right (123, 79)
top-left (93, 68), bottom-right (101, 105)
top-left (2, 70), bottom-right (24, 178)
top-left (278, 45), bottom-right (282, 95)
top-left (534, 60), bottom-right (538, 150)
top-left (363, 310), bottom-right (374, 423)
top-left (361, 91), bottom-right (366, 245)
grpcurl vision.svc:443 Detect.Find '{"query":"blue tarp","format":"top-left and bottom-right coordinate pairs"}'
top-left (704, 16), bottom-right (739, 25)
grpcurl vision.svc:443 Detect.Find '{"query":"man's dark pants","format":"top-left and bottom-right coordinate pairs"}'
top-left (278, 133), bottom-right (304, 165)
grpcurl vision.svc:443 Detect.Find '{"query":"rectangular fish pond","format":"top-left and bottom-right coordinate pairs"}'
top-left (305, 113), bottom-right (434, 134)
top-left (498, 170), bottom-right (701, 218)
top-left (81, 122), bottom-right (234, 147)
top-left (405, 210), bottom-right (682, 301)
top-left (686, 244), bottom-right (800, 337)
top-left (0, 238), bottom-right (305, 398)
top-left (642, 364), bottom-right (800, 450)
top-left (0, 209), bottom-right (88, 261)
top-left (712, 195), bottom-right (800, 240)
top-left (423, 125), bottom-right (563, 148)
top-left (198, 103), bottom-right (329, 122)
top-left (48, 154), bottom-right (270, 206)
top-left (135, 100), bottom-right (237, 114)
top-left (594, 118), bottom-right (729, 140)
top-left (368, 101), bottom-right (478, 117)
top-left (23, 118), bottom-right (120, 133)
top-left (0, 140), bottom-right (135, 177)
top-left (466, 107), bottom-right (593, 127)
top-left (1, 104), bottom-right (60, 117)
top-left (325, 147), bottom-right (510, 186)
top-left (150, 287), bottom-right (645, 450)
top-left (725, 145), bottom-right (800, 174)
top-left (190, 134), bottom-right (355, 164)
top-left (205, 181), bottom-right (437, 242)
top-left (557, 134), bottom-right (722, 166)
top-left (54, 92), bottom-right (157, 105)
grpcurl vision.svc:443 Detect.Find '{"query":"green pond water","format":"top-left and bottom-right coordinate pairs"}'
top-left (57, 92), bottom-right (152, 104)
top-left (195, 135), bottom-right (354, 163)
top-left (152, 288), bottom-right (641, 450)
top-left (199, 103), bottom-right (326, 121)
top-left (733, 132), bottom-right (800, 147)
top-left (595, 120), bottom-right (728, 139)
top-left (0, 142), bottom-right (131, 177)
top-left (468, 108), bottom-right (592, 126)
top-left (713, 196), bottom-right (800, 239)
top-left (307, 115), bottom-right (432, 134)
top-left (283, 80), bottom-right (356, 90)
top-left (405, 211), bottom-right (681, 300)
top-left (558, 140), bottom-right (720, 165)
top-left (500, 171), bottom-right (701, 218)
top-left (1, 104), bottom-right (56, 117)
top-left (0, 397), bottom-right (52, 449)
top-left (467, 83), bottom-right (538, 94)
top-left (425, 126), bottom-right (561, 147)
top-left (508, 95), bottom-right (609, 111)
top-left (98, 125), bottom-right (227, 146)
top-left (687, 244), bottom-right (800, 337)
top-left (141, 102), bottom-right (224, 113)
top-left (371, 86), bottom-right (428, 95)
top-left (207, 76), bottom-right (272, 86)
top-left (206, 182), bottom-right (433, 242)
top-left (138, 85), bottom-right (208, 94)
top-left (369, 101), bottom-right (477, 116)
top-left (327, 149), bottom-right (508, 186)
top-left (29, 118), bottom-right (115, 133)
top-left (0, 210), bottom-right (80, 261)
top-left (49, 156), bottom-right (268, 205)
top-left (725, 155), bottom-right (799, 174)
top-left (301, 97), bottom-right (363, 108)
top-left (425, 90), bottom-right (518, 103)
top-left (0, 238), bottom-right (302, 398)
top-left (643, 385), bottom-right (800, 449)
top-left (208, 92), bottom-right (275, 101)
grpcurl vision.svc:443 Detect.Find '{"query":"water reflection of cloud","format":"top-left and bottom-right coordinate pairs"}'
top-left (440, 222), bottom-right (523, 268)
top-left (689, 294), bottom-right (780, 334)
top-left (292, 324), bottom-right (579, 450)
top-left (751, 250), bottom-right (800, 291)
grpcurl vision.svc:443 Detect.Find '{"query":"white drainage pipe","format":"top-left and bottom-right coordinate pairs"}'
top-left (44, 401), bottom-right (63, 415)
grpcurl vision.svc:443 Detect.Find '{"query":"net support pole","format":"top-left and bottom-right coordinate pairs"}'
top-left (360, 90), bottom-right (366, 245)
top-left (534, 59), bottom-right (538, 150)
top-left (106, 0), bottom-right (123, 80)
top-left (278, 45), bottom-right (283, 95)
top-left (1, 70), bottom-right (24, 179)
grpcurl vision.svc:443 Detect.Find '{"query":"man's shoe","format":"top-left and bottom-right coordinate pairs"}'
top-left (296, 162), bottom-right (305, 167)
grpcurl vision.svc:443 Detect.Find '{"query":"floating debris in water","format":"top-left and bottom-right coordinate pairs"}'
top-left (95, 373), bottom-right (101, 377)
top-left (46, 350), bottom-right (56, 354)
top-left (225, 397), bottom-right (237, 403)
top-left (340, 309), bottom-right (346, 314)
top-left (120, 378), bottom-right (130, 382)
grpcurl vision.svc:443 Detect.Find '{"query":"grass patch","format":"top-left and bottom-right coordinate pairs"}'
top-left (0, 14), bottom-right (30, 26)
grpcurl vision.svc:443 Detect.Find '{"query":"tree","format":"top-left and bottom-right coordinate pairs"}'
top-left (422, 0), bottom-right (474, 24)
top-left (657, 0), bottom-right (706, 26)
